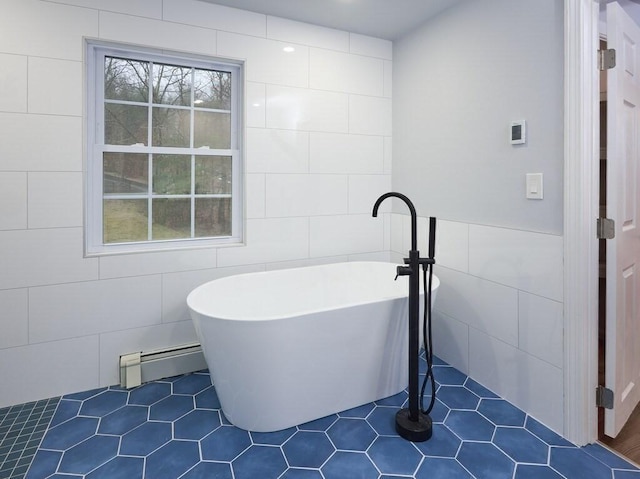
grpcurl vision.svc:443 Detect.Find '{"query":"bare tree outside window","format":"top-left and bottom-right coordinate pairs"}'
top-left (101, 55), bottom-right (234, 245)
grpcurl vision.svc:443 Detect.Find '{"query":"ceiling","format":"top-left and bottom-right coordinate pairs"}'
top-left (197, 0), bottom-right (464, 40)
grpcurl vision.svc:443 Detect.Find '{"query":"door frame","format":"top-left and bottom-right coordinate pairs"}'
top-left (564, 0), bottom-right (601, 446)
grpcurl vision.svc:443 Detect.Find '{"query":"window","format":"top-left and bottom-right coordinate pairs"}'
top-left (86, 42), bottom-right (243, 255)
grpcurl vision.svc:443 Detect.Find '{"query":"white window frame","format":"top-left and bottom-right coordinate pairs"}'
top-left (85, 40), bottom-right (244, 256)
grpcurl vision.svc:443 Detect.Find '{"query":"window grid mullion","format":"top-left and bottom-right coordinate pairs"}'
top-left (147, 152), bottom-right (153, 241)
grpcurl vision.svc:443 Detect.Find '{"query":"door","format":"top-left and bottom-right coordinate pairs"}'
top-left (605, 1), bottom-right (640, 438)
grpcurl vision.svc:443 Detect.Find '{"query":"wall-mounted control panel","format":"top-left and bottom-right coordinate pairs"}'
top-left (526, 173), bottom-right (543, 200)
top-left (511, 120), bottom-right (526, 145)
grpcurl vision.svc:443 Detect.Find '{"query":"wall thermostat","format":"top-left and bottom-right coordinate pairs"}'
top-left (510, 120), bottom-right (526, 145)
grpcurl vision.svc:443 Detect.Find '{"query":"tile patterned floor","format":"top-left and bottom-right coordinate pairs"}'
top-left (16, 356), bottom-right (640, 479)
top-left (0, 398), bottom-right (60, 479)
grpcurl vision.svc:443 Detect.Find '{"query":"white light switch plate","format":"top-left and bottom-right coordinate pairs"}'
top-left (526, 173), bottom-right (543, 200)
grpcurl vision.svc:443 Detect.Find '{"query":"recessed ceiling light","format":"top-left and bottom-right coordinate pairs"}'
top-left (283, 46), bottom-right (295, 53)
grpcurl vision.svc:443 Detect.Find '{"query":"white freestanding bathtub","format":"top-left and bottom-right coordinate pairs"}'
top-left (187, 261), bottom-right (439, 432)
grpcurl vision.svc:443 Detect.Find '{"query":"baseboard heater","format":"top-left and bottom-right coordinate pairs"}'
top-left (119, 343), bottom-right (207, 389)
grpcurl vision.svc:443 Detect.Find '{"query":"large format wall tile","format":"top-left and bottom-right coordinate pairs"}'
top-left (518, 291), bottom-right (563, 368)
top-left (349, 95), bottom-right (392, 136)
top-left (217, 217), bottom-right (310, 267)
top-left (44, 0), bottom-right (162, 18)
top-left (218, 32), bottom-right (309, 88)
top-left (469, 329), bottom-right (564, 433)
top-left (267, 16), bottom-right (349, 51)
top-left (0, 113), bottom-right (82, 171)
top-left (0, 228), bottom-right (98, 289)
top-left (0, 0), bottom-right (98, 60)
top-left (28, 172), bottom-right (82, 228)
top-left (0, 336), bottom-right (100, 408)
top-left (99, 12), bottom-right (217, 56)
top-left (349, 33), bottom-right (393, 60)
top-left (99, 248), bottom-right (217, 280)
top-left (469, 225), bottom-right (563, 301)
top-left (29, 276), bottom-right (162, 343)
top-left (246, 128), bottom-right (309, 173)
top-left (0, 53), bottom-right (27, 113)
top-left (434, 267), bottom-right (519, 347)
top-left (164, 0), bottom-right (264, 37)
top-left (309, 133), bottom-right (383, 175)
top-left (310, 214), bottom-right (383, 257)
top-left (266, 85), bottom-right (348, 132)
top-left (0, 173), bottom-right (27, 230)
top-left (0, 288), bottom-right (28, 349)
top-left (265, 174), bottom-right (348, 217)
top-left (28, 58), bottom-right (82, 116)
top-left (310, 48), bottom-right (383, 96)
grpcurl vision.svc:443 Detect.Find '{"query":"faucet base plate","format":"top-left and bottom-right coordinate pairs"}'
top-left (395, 408), bottom-right (432, 442)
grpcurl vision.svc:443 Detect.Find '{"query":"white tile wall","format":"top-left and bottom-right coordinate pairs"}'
top-left (264, 256), bottom-right (348, 271)
top-left (349, 33), bottom-right (393, 60)
top-left (383, 137), bottom-right (392, 174)
top-left (469, 225), bottom-right (563, 301)
top-left (310, 48), bottom-right (383, 96)
top-left (44, 0), bottom-right (163, 18)
top-left (0, 0), bottom-right (98, 60)
top-left (0, 336), bottom-right (100, 408)
top-left (29, 276), bottom-right (162, 343)
top-left (267, 16), bottom-right (349, 52)
top-left (383, 60), bottom-right (393, 98)
top-left (309, 214), bottom-right (383, 257)
top-left (0, 173), bottom-right (27, 230)
top-left (518, 291), bottom-right (564, 368)
top-left (217, 217), bottom-right (310, 267)
top-left (436, 267), bottom-right (519, 347)
top-left (436, 220), bottom-right (469, 273)
top-left (0, 113), bottom-right (82, 171)
top-left (99, 248), bottom-right (217, 279)
top-left (246, 174), bottom-right (266, 219)
top-left (265, 174), bottom-right (348, 217)
top-left (0, 0), bottom-right (392, 409)
top-left (246, 82), bottom-right (266, 128)
top-left (28, 172), bottom-right (82, 228)
top-left (162, 264), bottom-right (265, 322)
top-left (0, 53), bottom-right (27, 112)
top-left (28, 57), bottom-right (82, 116)
top-left (309, 133), bottom-right (383, 174)
top-left (246, 128), bottom-right (309, 173)
top-left (0, 289), bottom-right (28, 349)
top-left (432, 309), bottom-right (469, 375)
top-left (0, 228), bottom-right (98, 289)
top-left (348, 175), bottom-right (392, 214)
top-left (266, 85), bottom-right (349, 132)
top-left (218, 32), bottom-right (309, 88)
top-left (349, 95), bottom-right (392, 136)
top-left (99, 12), bottom-right (217, 56)
top-left (164, 0), bottom-right (265, 37)
top-left (469, 330), bottom-right (564, 433)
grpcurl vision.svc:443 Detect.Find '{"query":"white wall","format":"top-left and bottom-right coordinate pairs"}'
top-left (0, 0), bottom-right (392, 407)
top-left (392, 0), bottom-right (565, 433)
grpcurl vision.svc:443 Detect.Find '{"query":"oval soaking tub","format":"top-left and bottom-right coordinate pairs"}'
top-left (187, 261), bottom-right (440, 432)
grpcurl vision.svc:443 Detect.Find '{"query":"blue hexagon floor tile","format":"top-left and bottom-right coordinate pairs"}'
top-left (19, 357), bottom-right (640, 479)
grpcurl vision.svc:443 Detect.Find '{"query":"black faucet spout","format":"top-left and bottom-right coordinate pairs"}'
top-left (372, 192), bottom-right (418, 252)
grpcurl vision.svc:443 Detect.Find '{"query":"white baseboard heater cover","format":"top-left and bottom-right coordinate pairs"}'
top-left (119, 343), bottom-right (207, 389)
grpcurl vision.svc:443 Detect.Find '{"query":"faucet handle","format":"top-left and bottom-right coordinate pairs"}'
top-left (395, 265), bottom-right (412, 280)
